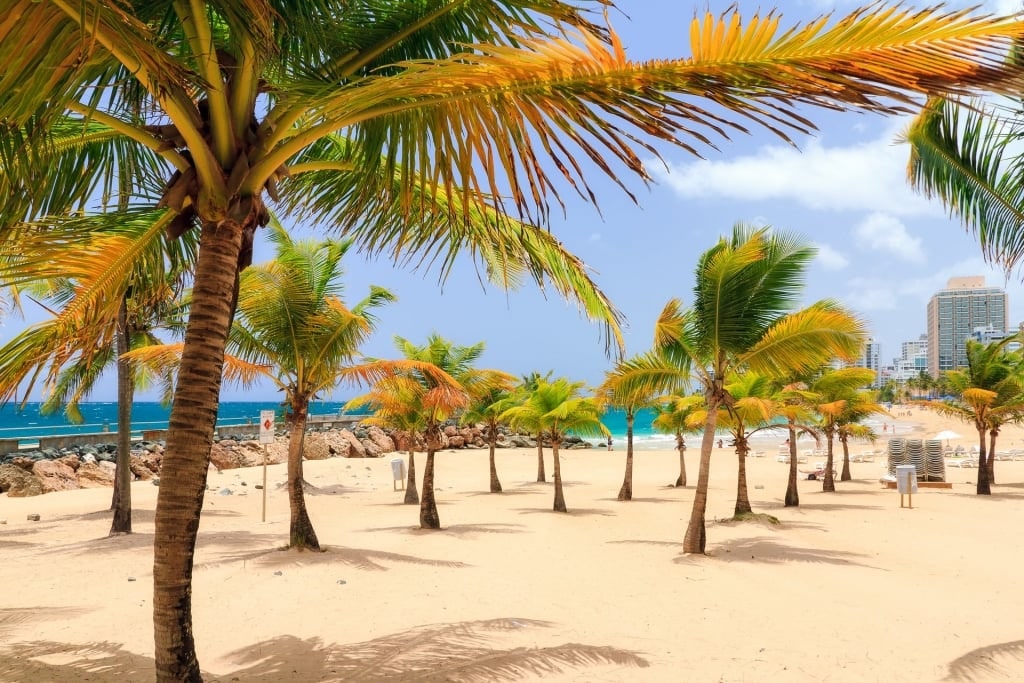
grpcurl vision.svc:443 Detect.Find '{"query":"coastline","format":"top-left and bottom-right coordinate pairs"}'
top-left (3, 407), bottom-right (1023, 681)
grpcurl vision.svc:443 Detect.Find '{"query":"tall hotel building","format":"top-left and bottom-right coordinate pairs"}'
top-left (926, 276), bottom-right (1008, 376)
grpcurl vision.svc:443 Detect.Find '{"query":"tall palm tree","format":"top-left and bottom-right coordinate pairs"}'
top-left (651, 393), bottom-right (703, 488)
top-left (460, 384), bottom-right (518, 493)
top-left (227, 225), bottom-right (394, 550)
top-left (502, 378), bottom-right (607, 512)
top-left (5, 4), bottom-right (1024, 678)
top-left (605, 226), bottom-right (866, 553)
top-left (0, 219), bottom-right (193, 535)
top-left (807, 368), bottom-right (877, 492)
top-left (772, 378), bottom-right (820, 507)
top-left (598, 355), bottom-right (664, 501)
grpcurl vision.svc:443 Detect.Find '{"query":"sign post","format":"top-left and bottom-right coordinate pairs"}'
top-left (258, 410), bottom-right (275, 522)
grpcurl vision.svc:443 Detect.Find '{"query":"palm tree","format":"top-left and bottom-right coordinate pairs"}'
top-left (920, 337), bottom-right (1024, 493)
top-left (518, 371), bottom-right (553, 483)
top-left (651, 393), bottom-right (703, 488)
top-left (598, 355), bottom-right (663, 501)
top-left (347, 377), bottom-right (425, 505)
top-left (388, 334), bottom-right (511, 528)
top-left (607, 226), bottom-right (866, 552)
top-left (460, 385), bottom-right (518, 493)
top-left (0, 219), bottom-right (193, 535)
top-left (835, 391), bottom-right (886, 481)
top-left (716, 372), bottom-right (781, 517)
top-left (227, 225), bottom-right (394, 550)
top-left (5, 4), bottom-right (1024, 677)
top-left (502, 378), bottom-right (607, 512)
top-left (807, 368), bottom-right (877, 492)
top-left (772, 378), bottom-right (820, 507)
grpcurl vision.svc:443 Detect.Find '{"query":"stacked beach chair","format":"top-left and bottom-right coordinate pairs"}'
top-left (886, 437), bottom-right (946, 482)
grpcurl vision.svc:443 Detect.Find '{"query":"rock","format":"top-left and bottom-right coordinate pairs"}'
top-left (336, 579), bottom-right (347, 585)
top-left (338, 429), bottom-right (366, 458)
top-left (9, 456), bottom-right (37, 471)
top-left (273, 570), bottom-right (282, 576)
top-left (81, 453), bottom-right (97, 465)
top-left (209, 441), bottom-right (246, 471)
top-left (255, 484), bottom-right (263, 490)
top-left (57, 454), bottom-right (81, 471)
top-left (360, 439), bottom-right (382, 458)
top-left (129, 455), bottom-right (156, 481)
top-left (26, 513), bottom-right (40, 521)
top-left (152, 478), bottom-right (160, 486)
top-left (218, 488), bottom-right (233, 496)
top-left (443, 425), bottom-right (458, 437)
top-left (366, 426), bottom-right (395, 453)
top-left (447, 436), bottom-right (465, 449)
top-left (0, 464), bottom-right (44, 497)
top-left (303, 433), bottom-right (332, 460)
top-left (32, 459), bottom-right (80, 493)
top-left (128, 577), bottom-right (136, 582)
top-left (0, 520), bottom-right (6, 524)
top-left (76, 461), bottom-right (116, 488)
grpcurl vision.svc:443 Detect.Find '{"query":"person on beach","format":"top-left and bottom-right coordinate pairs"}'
top-left (607, 436), bottom-right (613, 451)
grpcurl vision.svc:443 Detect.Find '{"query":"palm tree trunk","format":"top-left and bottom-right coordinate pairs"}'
top-left (488, 432), bottom-right (502, 493)
top-left (683, 400), bottom-right (720, 554)
top-left (840, 436), bottom-right (852, 481)
top-left (552, 439), bottom-right (566, 512)
top-left (822, 432), bottom-right (836, 492)
top-left (734, 439), bottom-right (752, 516)
top-left (977, 429), bottom-right (991, 495)
top-left (675, 434), bottom-right (687, 487)
top-left (987, 431), bottom-right (997, 485)
top-left (287, 408), bottom-right (320, 551)
top-left (617, 414), bottom-right (634, 501)
top-left (153, 218), bottom-right (245, 681)
top-left (109, 297), bottom-right (133, 535)
top-left (404, 449), bottom-right (419, 504)
top-left (784, 424), bottom-right (799, 507)
top-left (420, 448), bottom-right (440, 528)
top-left (536, 436), bottom-right (545, 482)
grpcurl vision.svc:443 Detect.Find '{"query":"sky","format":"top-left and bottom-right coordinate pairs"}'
top-left (5, 0), bottom-right (1024, 404)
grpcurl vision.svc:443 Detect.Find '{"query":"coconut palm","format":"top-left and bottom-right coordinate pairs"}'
top-left (387, 334), bottom-right (511, 528)
top-left (502, 377), bottom-right (607, 512)
top-left (606, 226), bottom-right (866, 552)
top-left (5, 3), bottom-right (1024, 677)
top-left (771, 378), bottom-right (821, 507)
top-left (835, 392), bottom-right (886, 481)
top-left (716, 372), bottom-right (782, 517)
top-left (0, 219), bottom-right (193, 535)
top-left (651, 393), bottom-right (703, 488)
top-left (920, 337), bottom-right (1024, 493)
top-left (227, 225), bottom-right (395, 550)
top-left (518, 371), bottom-right (554, 483)
top-left (598, 355), bottom-right (664, 501)
top-left (806, 368), bottom-right (877, 492)
top-left (460, 384), bottom-right (518, 493)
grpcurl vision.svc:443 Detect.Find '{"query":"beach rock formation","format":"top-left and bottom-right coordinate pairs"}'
top-left (0, 464), bottom-right (44, 497)
top-left (76, 461), bottom-right (116, 488)
top-left (32, 460), bottom-right (79, 493)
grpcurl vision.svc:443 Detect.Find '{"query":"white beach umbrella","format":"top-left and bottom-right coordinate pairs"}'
top-left (934, 430), bottom-right (962, 441)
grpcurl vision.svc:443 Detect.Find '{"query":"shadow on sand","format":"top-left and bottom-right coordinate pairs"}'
top-left (944, 639), bottom-right (1024, 681)
top-left (0, 617), bottom-right (650, 682)
top-left (704, 538), bottom-right (883, 569)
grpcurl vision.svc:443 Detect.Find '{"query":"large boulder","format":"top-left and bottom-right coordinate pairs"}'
top-left (129, 455), bottom-right (156, 481)
top-left (360, 439), bottom-right (382, 458)
top-left (366, 426), bottom-right (395, 453)
top-left (32, 460), bottom-right (80, 493)
top-left (447, 436), bottom-right (466, 449)
top-left (303, 433), bottom-right (332, 460)
top-left (76, 461), bottom-right (116, 488)
top-left (56, 454), bottom-right (81, 471)
top-left (209, 441), bottom-right (246, 470)
top-left (338, 429), bottom-right (366, 458)
top-left (0, 464), bottom-right (44, 497)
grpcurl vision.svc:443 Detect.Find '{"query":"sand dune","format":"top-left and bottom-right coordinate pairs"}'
top-left (2, 407), bottom-right (1023, 682)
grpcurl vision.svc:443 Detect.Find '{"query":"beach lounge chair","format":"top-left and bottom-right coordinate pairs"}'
top-left (951, 457), bottom-right (979, 468)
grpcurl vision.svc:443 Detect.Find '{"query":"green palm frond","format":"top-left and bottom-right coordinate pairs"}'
top-left (903, 96), bottom-right (1024, 271)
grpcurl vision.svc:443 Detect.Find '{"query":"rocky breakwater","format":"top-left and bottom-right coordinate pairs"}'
top-left (0, 422), bottom-right (592, 498)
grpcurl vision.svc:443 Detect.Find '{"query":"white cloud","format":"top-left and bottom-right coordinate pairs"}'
top-left (814, 243), bottom-right (849, 270)
top-left (842, 276), bottom-right (901, 312)
top-left (588, 232), bottom-right (602, 242)
top-left (652, 119), bottom-right (941, 218)
top-left (853, 213), bottom-right (925, 263)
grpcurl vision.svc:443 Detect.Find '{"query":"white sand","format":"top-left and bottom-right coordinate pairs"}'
top-left (2, 407), bottom-right (1023, 682)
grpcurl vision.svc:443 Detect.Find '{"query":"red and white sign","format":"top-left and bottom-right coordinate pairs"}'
top-left (259, 410), bottom-right (275, 444)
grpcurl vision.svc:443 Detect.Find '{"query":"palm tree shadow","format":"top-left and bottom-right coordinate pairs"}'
top-left (706, 538), bottom-right (884, 569)
top-left (0, 618), bottom-right (650, 682)
top-left (596, 496), bottom-right (677, 504)
top-left (207, 544), bottom-right (471, 572)
top-left (607, 539), bottom-right (679, 547)
top-left (944, 639), bottom-right (1024, 681)
top-left (513, 507), bottom-right (615, 517)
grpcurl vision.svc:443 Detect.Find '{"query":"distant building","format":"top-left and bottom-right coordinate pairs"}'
top-left (891, 334), bottom-right (928, 382)
top-left (926, 276), bottom-right (1008, 375)
top-left (853, 337), bottom-right (883, 388)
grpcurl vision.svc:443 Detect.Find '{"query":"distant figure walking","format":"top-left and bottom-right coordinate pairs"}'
top-left (607, 436), bottom-right (613, 451)
top-left (717, 439), bottom-right (724, 449)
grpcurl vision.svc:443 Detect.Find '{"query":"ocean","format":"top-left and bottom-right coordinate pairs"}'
top-left (0, 403), bottom-right (800, 451)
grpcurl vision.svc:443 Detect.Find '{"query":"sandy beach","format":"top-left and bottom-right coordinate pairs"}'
top-left (2, 407), bottom-right (1024, 682)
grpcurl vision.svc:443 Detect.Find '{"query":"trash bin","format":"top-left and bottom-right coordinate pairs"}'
top-left (895, 464), bottom-right (917, 508)
top-left (390, 457), bottom-right (406, 491)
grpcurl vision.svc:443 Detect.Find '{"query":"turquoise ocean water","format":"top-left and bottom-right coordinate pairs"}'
top-left (0, 403), bottom-right (805, 451)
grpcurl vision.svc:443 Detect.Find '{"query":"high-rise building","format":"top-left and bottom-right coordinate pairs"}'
top-left (926, 277), bottom-right (1008, 375)
top-left (891, 334), bottom-right (928, 382)
top-left (853, 337), bottom-right (883, 388)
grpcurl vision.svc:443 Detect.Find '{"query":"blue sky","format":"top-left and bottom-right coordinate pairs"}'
top-left (5, 0), bottom-right (1024, 403)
